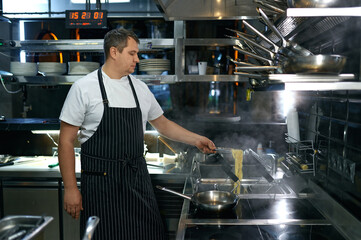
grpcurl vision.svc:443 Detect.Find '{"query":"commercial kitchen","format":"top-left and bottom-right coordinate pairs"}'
top-left (0, 0), bottom-right (361, 239)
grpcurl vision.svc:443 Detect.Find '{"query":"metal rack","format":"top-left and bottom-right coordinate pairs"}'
top-left (283, 133), bottom-right (316, 176)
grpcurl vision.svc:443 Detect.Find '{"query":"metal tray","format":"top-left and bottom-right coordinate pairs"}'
top-left (0, 215), bottom-right (53, 240)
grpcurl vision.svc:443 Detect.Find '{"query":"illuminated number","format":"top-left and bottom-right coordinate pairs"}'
top-left (100, 12), bottom-right (103, 19)
top-left (94, 12), bottom-right (99, 19)
top-left (81, 12), bottom-right (86, 19)
top-left (71, 12), bottom-right (78, 19)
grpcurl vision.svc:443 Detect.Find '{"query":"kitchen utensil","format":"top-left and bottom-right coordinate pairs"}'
top-left (0, 162), bottom-right (14, 167)
top-left (233, 45), bottom-right (346, 74)
top-left (0, 215), bottom-right (53, 240)
top-left (146, 163), bottom-right (165, 169)
top-left (233, 46), bottom-right (274, 66)
top-left (226, 56), bottom-right (259, 67)
top-left (226, 34), bottom-right (278, 60)
top-left (82, 216), bottom-right (100, 240)
top-left (242, 20), bottom-right (281, 53)
top-left (254, 0), bottom-right (285, 14)
top-left (48, 162), bottom-right (59, 168)
top-left (158, 136), bottom-right (177, 155)
top-left (156, 186), bottom-right (239, 213)
top-left (206, 153), bottom-right (240, 184)
top-left (257, 7), bottom-right (313, 57)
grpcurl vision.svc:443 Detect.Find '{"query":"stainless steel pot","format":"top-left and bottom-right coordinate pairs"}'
top-left (156, 186), bottom-right (239, 213)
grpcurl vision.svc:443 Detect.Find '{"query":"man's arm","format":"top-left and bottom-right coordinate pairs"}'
top-left (149, 115), bottom-right (215, 153)
top-left (58, 121), bottom-right (83, 219)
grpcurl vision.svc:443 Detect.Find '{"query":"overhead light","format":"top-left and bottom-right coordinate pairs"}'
top-left (287, 7), bottom-right (361, 17)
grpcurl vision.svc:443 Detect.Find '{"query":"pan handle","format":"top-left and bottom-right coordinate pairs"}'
top-left (156, 185), bottom-right (192, 201)
top-left (242, 20), bottom-right (280, 53)
top-left (233, 46), bottom-right (273, 65)
top-left (234, 71), bottom-right (264, 79)
top-left (257, 7), bottom-right (288, 48)
top-left (226, 34), bottom-right (277, 60)
top-left (227, 56), bottom-right (257, 66)
top-left (235, 66), bottom-right (279, 71)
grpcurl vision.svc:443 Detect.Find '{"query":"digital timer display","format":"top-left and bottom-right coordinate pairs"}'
top-left (65, 10), bottom-right (107, 29)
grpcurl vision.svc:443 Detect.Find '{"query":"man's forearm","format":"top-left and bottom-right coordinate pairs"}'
top-left (58, 141), bottom-right (78, 190)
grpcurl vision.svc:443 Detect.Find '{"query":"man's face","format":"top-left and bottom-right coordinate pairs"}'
top-left (115, 37), bottom-right (139, 76)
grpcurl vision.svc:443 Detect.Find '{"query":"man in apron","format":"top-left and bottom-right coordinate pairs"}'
top-left (58, 28), bottom-right (216, 239)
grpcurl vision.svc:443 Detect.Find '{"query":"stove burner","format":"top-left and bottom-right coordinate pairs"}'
top-left (189, 202), bottom-right (238, 219)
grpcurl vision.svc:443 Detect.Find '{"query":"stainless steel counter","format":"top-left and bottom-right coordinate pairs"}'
top-left (0, 156), bottom-right (185, 179)
top-left (0, 156), bottom-right (188, 240)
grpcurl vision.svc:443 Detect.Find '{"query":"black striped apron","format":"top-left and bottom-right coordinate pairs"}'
top-left (79, 68), bottom-right (166, 240)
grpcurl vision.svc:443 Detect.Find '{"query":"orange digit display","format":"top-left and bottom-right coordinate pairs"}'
top-left (66, 10), bottom-right (107, 28)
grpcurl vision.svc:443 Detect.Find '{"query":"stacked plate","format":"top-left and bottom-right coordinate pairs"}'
top-left (139, 59), bottom-right (170, 75)
top-left (68, 61), bottom-right (100, 75)
top-left (38, 62), bottom-right (67, 76)
top-left (10, 62), bottom-right (38, 76)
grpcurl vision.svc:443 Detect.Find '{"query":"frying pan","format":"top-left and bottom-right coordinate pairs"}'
top-left (156, 185), bottom-right (239, 213)
top-left (257, 7), bottom-right (313, 57)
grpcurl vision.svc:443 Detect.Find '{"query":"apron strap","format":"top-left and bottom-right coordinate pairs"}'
top-left (97, 67), bottom-right (109, 105)
top-left (127, 75), bottom-right (140, 109)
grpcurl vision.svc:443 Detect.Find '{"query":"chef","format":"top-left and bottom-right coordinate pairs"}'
top-left (58, 28), bottom-right (215, 239)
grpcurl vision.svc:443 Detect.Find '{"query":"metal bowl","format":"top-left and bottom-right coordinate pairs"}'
top-left (288, 54), bottom-right (347, 74)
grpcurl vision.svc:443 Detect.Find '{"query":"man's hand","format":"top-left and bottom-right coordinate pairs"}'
top-left (195, 136), bottom-right (216, 154)
top-left (64, 188), bottom-right (83, 219)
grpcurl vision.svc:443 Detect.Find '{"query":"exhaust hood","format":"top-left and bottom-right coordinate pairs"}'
top-left (153, 0), bottom-right (259, 20)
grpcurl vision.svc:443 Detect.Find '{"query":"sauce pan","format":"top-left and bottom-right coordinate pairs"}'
top-left (156, 186), bottom-right (239, 213)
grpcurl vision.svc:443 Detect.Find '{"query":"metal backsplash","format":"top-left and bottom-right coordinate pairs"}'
top-left (296, 90), bottom-right (361, 220)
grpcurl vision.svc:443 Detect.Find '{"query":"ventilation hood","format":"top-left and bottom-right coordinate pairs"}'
top-left (153, 0), bottom-right (259, 20)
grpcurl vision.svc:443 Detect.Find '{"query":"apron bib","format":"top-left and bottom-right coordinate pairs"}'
top-left (80, 68), bottom-right (166, 240)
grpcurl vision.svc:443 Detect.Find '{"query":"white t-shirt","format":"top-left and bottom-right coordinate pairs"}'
top-left (59, 69), bottom-right (164, 144)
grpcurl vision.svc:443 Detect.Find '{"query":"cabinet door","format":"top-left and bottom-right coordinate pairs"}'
top-left (3, 187), bottom-right (81, 240)
top-left (3, 187), bottom-right (59, 240)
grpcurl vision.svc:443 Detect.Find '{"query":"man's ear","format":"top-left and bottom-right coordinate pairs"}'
top-left (109, 46), bottom-right (118, 59)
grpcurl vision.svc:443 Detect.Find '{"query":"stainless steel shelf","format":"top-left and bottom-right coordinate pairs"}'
top-left (12, 39), bottom-right (175, 52)
top-left (183, 38), bottom-right (237, 46)
top-left (284, 81), bottom-right (361, 91)
top-left (265, 74), bottom-right (361, 91)
top-left (287, 7), bottom-right (361, 17)
top-left (3, 75), bottom-right (177, 85)
top-left (181, 74), bottom-right (248, 82)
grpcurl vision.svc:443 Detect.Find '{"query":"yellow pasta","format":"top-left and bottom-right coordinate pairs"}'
top-left (232, 149), bottom-right (243, 194)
